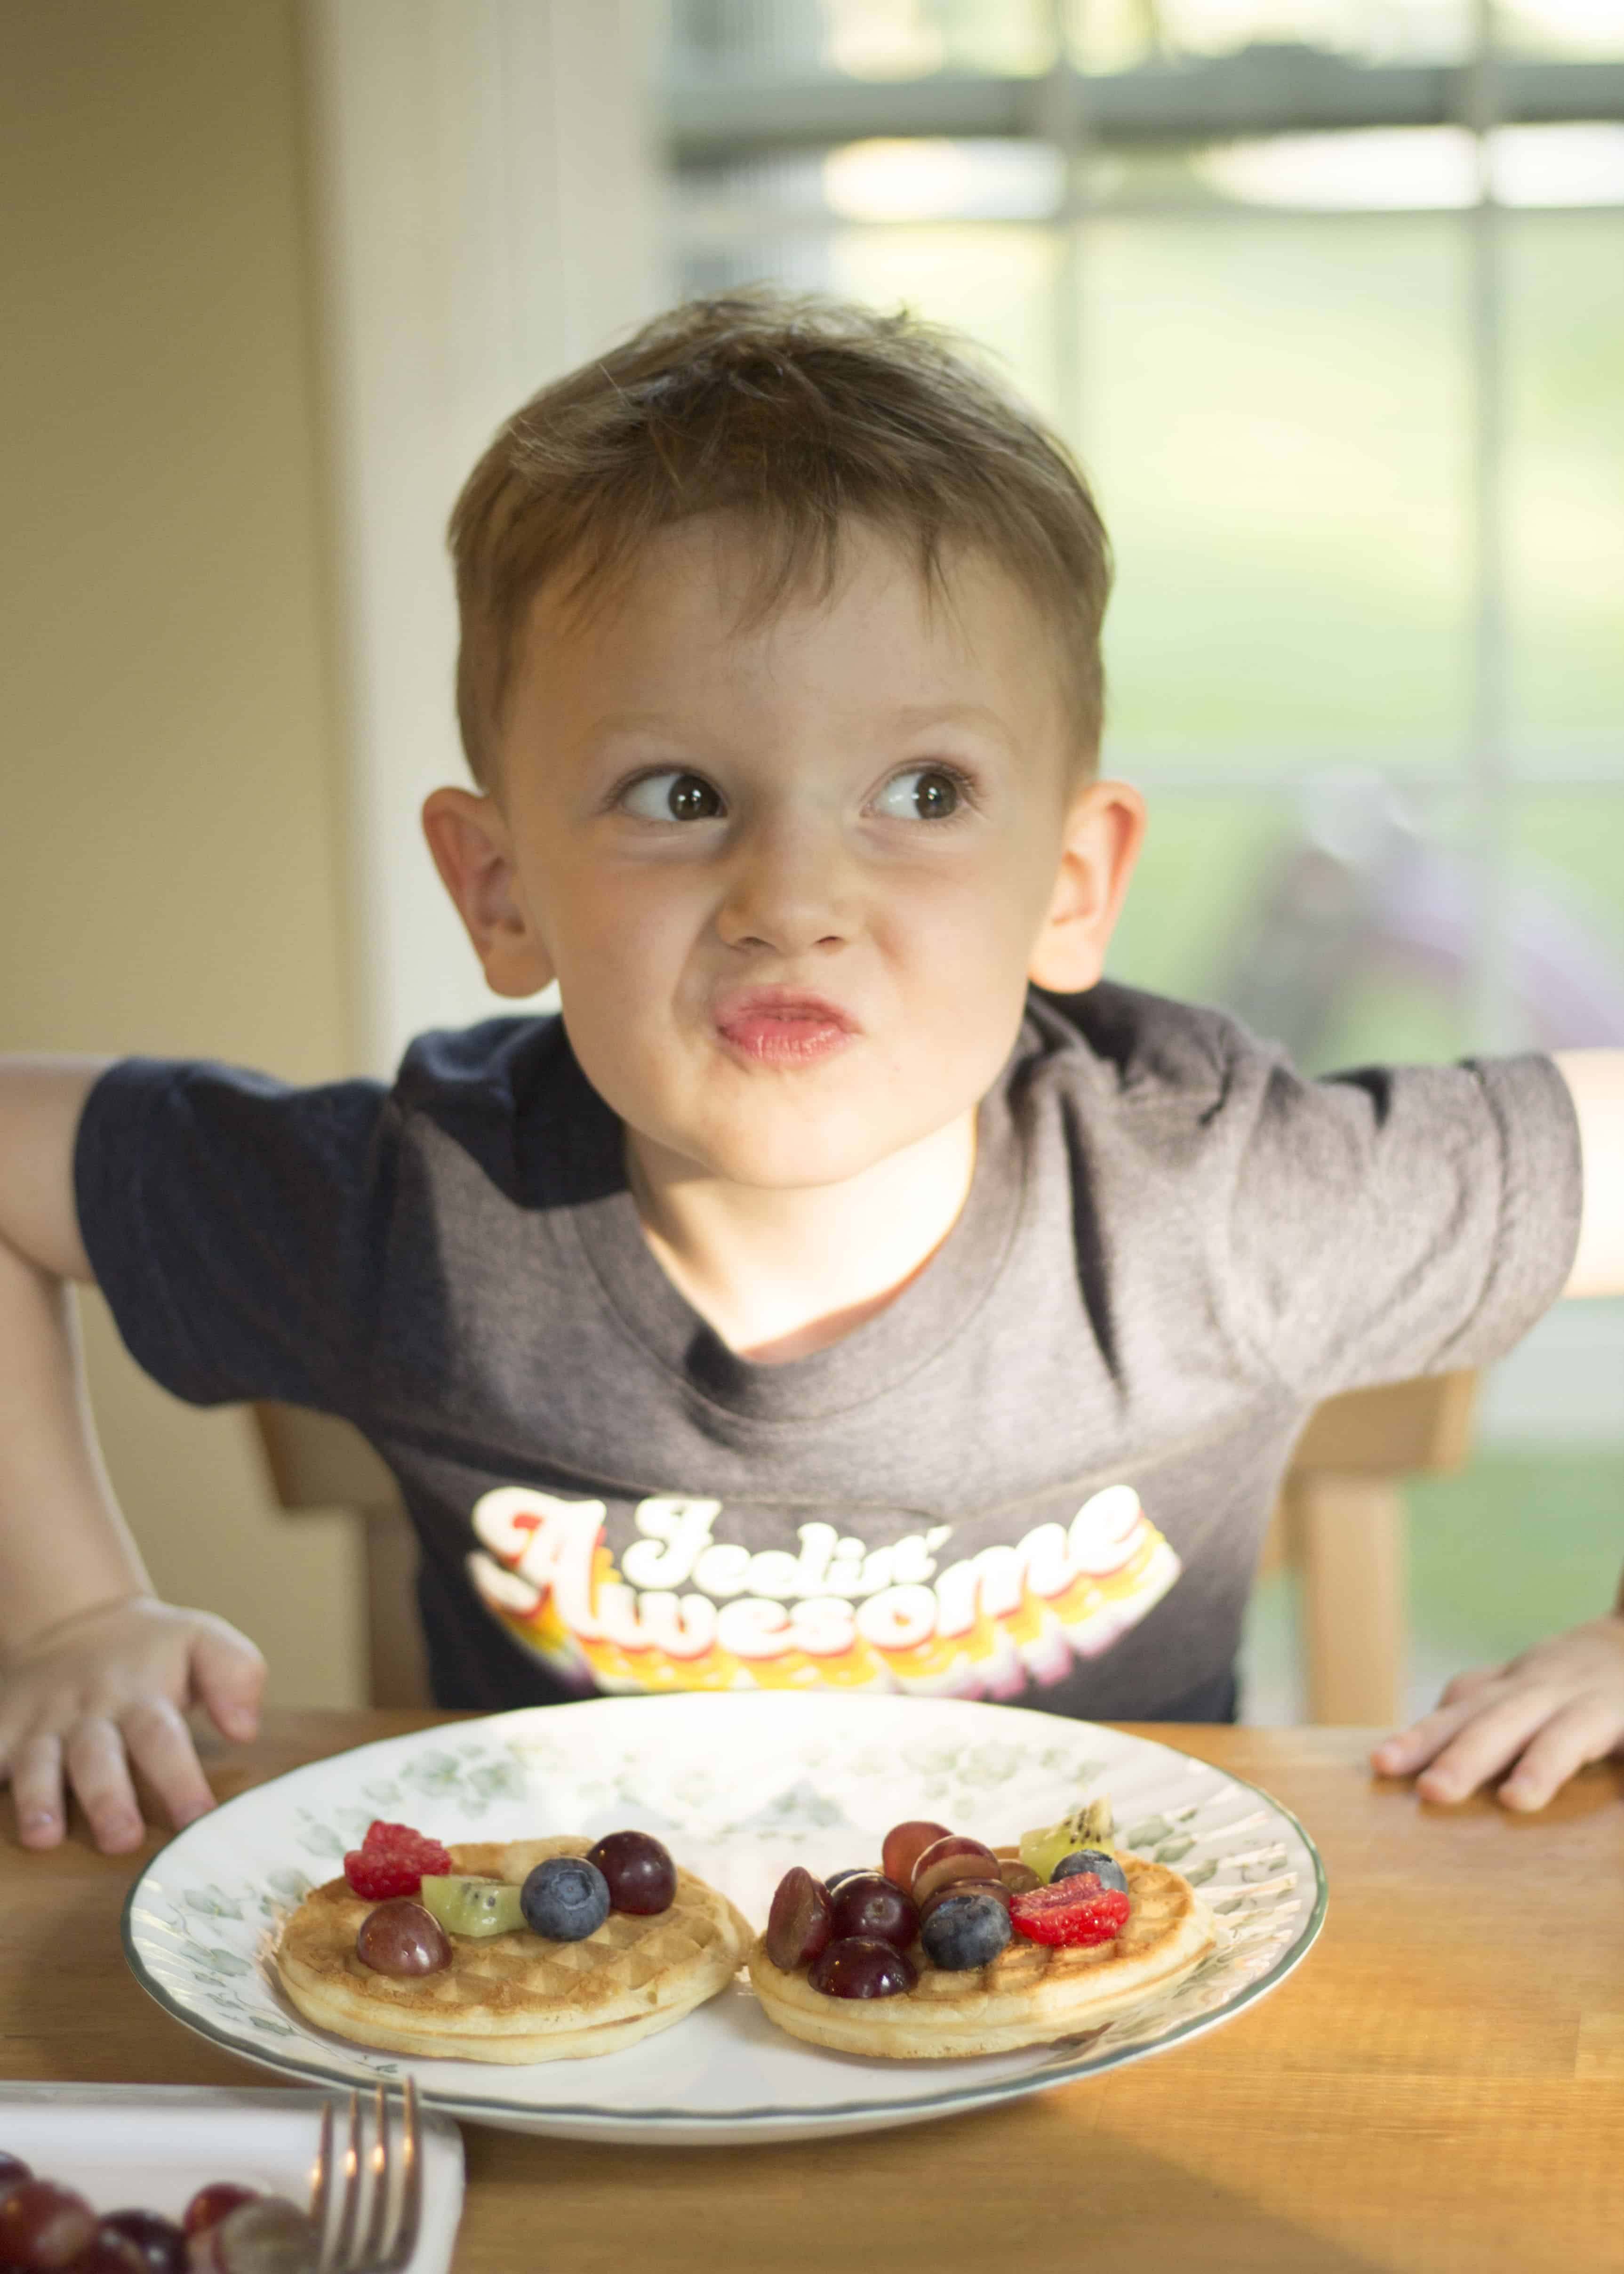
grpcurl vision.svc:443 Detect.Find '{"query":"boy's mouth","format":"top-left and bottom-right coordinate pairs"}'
top-left (712, 988), bottom-right (857, 1068)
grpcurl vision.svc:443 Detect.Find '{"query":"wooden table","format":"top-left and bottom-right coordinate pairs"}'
top-left (3, 1713), bottom-right (1621, 2273)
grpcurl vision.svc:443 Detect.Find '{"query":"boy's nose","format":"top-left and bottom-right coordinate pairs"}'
top-left (714, 811), bottom-right (857, 958)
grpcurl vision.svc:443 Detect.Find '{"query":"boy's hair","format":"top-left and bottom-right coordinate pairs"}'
top-left (448, 289), bottom-right (1112, 787)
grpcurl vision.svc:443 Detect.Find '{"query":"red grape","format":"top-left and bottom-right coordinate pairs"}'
top-left (764, 1867), bottom-right (833, 1971)
top-left (911, 1836), bottom-right (1000, 1904)
top-left (585, 1831), bottom-right (676, 1916)
top-left (181, 2187), bottom-right (260, 2239)
top-left (828, 1873), bottom-right (918, 1951)
top-left (97, 2210), bottom-right (187, 2273)
top-left (0, 2178), bottom-right (97, 2269)
top-left (998, 1856), bottom-right (1042, 1895)
top-left (808, 1936), bottom-right (917, 2000)
top-left (354, 1898), bottom-right (451, 1977)
top-left (880, 1820), bottom-right (952, 1887)
top-left (0, 2150), bottom-right (32, 2196)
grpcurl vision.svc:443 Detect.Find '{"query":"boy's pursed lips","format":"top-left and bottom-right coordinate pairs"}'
top-left (711, 985), bottom-right (859, 1066)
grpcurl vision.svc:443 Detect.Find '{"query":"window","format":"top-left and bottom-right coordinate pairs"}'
top-left (661, 0), bottom-right (1624, 1718)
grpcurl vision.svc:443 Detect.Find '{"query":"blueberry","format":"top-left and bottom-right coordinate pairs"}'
top-left (520, 1855), bottom-right (611, 1941)
top-left (1053, 1848), bottom-right (1128, 1895)
top-left (824, 1868), bottom-right (867, 1893)
top-left (920, 1890), bottom-right (1011, 1972)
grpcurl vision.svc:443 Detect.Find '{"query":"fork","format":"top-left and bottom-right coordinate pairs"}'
top-left (309, 2079), bottom-right (423, 2274)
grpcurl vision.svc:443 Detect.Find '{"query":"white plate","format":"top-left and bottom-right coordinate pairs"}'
top-left (0, 2082), bottom-right (463, 2271)
top-left (123, 1692), bottom-right (1326, 2146)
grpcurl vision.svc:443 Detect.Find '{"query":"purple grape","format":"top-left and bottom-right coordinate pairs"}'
top-left (585, 1831), bottom-right (676, 1916)
top-left (808, 1936), bottom-right (917, 2000)
top-left (99, 2210), bottom-right (187, 2273)
top-left (828, 1872), bottom-right (917, 1951)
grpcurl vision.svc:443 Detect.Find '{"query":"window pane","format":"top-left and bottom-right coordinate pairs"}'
top-left (1078, 214), bottom-right (1472, 766)
top-left (1506, 208), bottom-right (1624, 763)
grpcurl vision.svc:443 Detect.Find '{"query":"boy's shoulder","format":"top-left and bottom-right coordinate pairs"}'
top-left (1024, 980), bottom-right (1270, 1115)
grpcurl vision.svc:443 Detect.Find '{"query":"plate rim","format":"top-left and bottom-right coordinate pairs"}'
top-left (121, 1698), bottom-right (1328, 2134)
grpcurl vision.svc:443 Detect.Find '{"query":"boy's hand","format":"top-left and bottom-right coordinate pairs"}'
top-left (0, 1595), bottom-right (266, 1854)
top-left (1371, 1613), bottom-right (1624, 1809)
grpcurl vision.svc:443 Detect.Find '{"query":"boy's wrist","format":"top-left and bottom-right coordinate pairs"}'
top-left (0, 1585), bottom-right (156, 1666)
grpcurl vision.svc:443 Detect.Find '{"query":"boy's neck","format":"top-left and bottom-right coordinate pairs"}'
top-left (623, 1112), bottom-right (978, 1366)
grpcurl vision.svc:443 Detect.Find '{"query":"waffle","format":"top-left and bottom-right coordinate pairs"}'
top-left (746, 1849), bottom-right (1217, 2058)
top-left (274, 1836), bottom-right (752, 2063)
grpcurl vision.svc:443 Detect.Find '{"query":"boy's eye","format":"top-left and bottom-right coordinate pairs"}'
top-left (872, 766), bottom-right (967, 822)
top-left (620, 771), bottom-right (725, 822)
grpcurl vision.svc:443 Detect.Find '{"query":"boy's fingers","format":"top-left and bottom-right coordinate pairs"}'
top-left (7, 1730), bottom-right (66, 1847)
top-left (1413, 1686), bottom-right (1561, 1805)
top-left (63, 1716), bottom-right (146, 1852)
top-left (1438, 1664), bottom-right (1500, 1709)
top-left (1370, 1693), bottom-right (1486, 1775)
top-left (192, 1627), bottom-right (266, 1744)
top-left (1497, 1696), bottom-right (1624, 1813)
top-left (120, 1697), bottom-right (216, 1829)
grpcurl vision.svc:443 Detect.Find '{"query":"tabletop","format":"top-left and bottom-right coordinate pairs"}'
top-left (2, 1711), bottom-right (1621, 2274)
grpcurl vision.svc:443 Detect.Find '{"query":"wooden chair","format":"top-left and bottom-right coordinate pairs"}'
top-left (253, 1370), bottom-right (1478, 1721)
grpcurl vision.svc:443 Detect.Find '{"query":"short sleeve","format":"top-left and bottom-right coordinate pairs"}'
top-left (1220, 1048), bottom-right (1583, 1401)
top-left (73, 1056), bottom-right (393, 1413)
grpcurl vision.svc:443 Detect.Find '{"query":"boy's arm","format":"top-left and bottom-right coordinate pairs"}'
top-left (1554, 1049), bottom-right (1624, 1298)
top-left (1373, 1047), bottom-right (1624, 1806)
top-left (0, 1060), bottom-right (265, 1851)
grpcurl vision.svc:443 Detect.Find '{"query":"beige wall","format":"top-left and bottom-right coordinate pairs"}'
top-left (0, 1), bottom-right (365, 1705)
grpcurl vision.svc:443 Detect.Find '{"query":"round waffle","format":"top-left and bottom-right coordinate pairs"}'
top-left (275, 1836), bottom-right (752, 2064)
top-left (746, 1850), bottom-right (1218, 2059)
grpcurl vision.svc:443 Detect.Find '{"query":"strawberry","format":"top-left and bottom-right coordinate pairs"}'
top-left (343, 1820), bottom-right (452, 1899)
top-left (1009, 1873), bottom-right (1131, 1948)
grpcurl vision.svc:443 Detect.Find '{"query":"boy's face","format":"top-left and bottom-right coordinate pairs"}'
top-left (426, 516), bottom-right (1143, 1191)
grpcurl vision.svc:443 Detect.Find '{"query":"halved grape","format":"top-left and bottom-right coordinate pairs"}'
top-left (998, 1856), bottom-right (1042, 1895)
top-left (209, 2197), bottom-right (320, 2274)
top-left (0, 2151), bottom-right (32, 2198)
top-left (808, 1936), bottom-right (917, 2000)
top-left (765, 1867), bottom-right (833, 1971)
top-left (0, 2178), bottom-right (97, 2269)
top-left (880, 1820), bottom-right (952, 1888)
top-left (418, 1874), bottom-right (526, 1937)
top-left (828, 1873), bottom-right (918, 1951)
top-left (912, 1836), bottom-right (1000, 1904)
top-left (586, 1830), bottom-right (676, 1915)
top-left (354, 1898), bottom-right (451, 1977)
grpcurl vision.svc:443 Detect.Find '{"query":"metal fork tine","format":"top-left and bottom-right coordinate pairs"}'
top-left (326, 2089), bottom-right (363, 2273)
top-left (311, 2094), bottom-right (336, 2265)
top-left (379, 2079), bottom-right (423, 2274)
top-left (358, 2084), bottom-right (391, 2268)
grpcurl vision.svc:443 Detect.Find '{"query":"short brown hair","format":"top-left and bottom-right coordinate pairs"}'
top-left (448, 290), bottom-right (1112, 786)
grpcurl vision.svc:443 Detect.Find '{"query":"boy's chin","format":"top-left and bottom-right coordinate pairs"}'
top-left (657, 1110), bottom-right (933, 1194)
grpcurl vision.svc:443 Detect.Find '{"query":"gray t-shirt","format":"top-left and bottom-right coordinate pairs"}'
top-left (74, 983), bottom-right (1582, 1720)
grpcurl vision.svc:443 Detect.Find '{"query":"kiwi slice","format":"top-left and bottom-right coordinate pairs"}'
top-left (418, 1873), bottom-right (526, 1938)
top-left (1018, 1797), bottom-right (1116, 1885)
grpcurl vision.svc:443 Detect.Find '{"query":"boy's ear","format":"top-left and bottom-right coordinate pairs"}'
top-left (1027, 777), bottom-right (1147, 995)
top-left (421, 787), bottom-right (556, 998)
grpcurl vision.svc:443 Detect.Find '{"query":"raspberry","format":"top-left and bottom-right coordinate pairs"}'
top-left (1009, 1875), bottom-right (1132, 1948)
top-left (343, 1820), bottom-right (451, 1898)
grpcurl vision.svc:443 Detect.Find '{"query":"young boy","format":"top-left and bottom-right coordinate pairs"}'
top-left (2, 293), bottom-right (1621, 1858)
